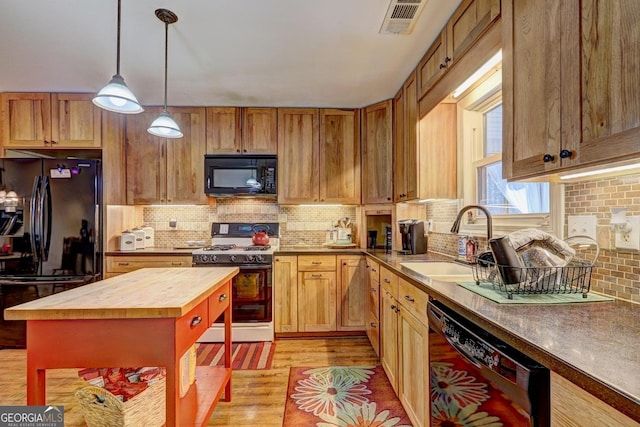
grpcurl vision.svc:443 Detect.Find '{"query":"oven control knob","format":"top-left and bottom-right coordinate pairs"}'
top-left (199, 255), bottom-right (209, 263)
top-left (245, 255), bottom-right (255, 263)
top-left (212, 255), bottom-right (218, 263)
top-left (254, 254), bottom-right (264, 263)
top-left (230, 255), bottom-right (237, 262)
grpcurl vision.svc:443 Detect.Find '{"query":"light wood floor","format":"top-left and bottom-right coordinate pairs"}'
top-left (0, 336), bottom-right (379, 426)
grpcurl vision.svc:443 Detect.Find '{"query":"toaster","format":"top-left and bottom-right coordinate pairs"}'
top-left (119, 231), bottom-right (136, 251)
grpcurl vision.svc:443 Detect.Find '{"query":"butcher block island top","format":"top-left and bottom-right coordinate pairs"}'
top-left (5, 267), bottom-right (238, 320)
top-left (5, 267), bottom-right (239, 427)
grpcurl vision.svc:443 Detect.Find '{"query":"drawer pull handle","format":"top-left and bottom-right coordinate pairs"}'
top-left (219, 293), bottom-right (228, 302)
top-left (370, 322), bottom-right (377, 328)
top-left (171, 262), bottom-right (182, 266)
top-left (311, 261), bottom-right (322, 265)
top-left (311, 274), bottom-right (322, 278)
top-left (118, 262), bottom-right (130, 266)
top-left (191, 316), bottom-right (202, 327)
top-left (371, 268), bottom-right (377, 273)
top-left (383, 278), bottom-right (390, 283)
top-left (404, 295), bottom-right (415, 303)
top-left (371, 287), bottom-right (376, 291)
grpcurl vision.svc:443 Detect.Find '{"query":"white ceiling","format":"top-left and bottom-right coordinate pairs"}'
top-left (0, 0), bottom-right (461, 108)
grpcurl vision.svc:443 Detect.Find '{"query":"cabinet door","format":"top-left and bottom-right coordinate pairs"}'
top-left (417, 29), bottom-right (448, 99)
top-left (165, 107), bottom-right (207, 204)
top-left (126, 108), bottom-right (166, 204)
top-left (503, 0), bottom-right (562, 179)
top-left (419, 103), bottom-right (457, 199)
top-left (242, 107), bottom-right (278, 154)
top-left (51, 93), bottom-right (101, 148)
top-left (1, 93), bottom-right (51, 147)
top-left (277, 108), bottom-right (320, 204)
top-left (297, 271), bottom-right (336, 332)
top-left (447, 0), bottom-right (501, 63)
top-left (319, 109), bottom-right (361, 204)
top-left (403, 72), bottom-right (418, 201)
top-left (398, 306), bottom-right (429, 427)
top-left (362, 100), bottom-right (393, 204)
top-left (365, 310), bottom-right (380, 358)
top-left (393, 89), bottom-right (407, 202)
top-left (564, 1), bottom-right (640, 167)
top-left (274, 255), bottom-right (298, 333)
top-left (380, 289), bottom-right (399, 392)
top-left (337, 255), bottom-right (366, 331)
top-left (205, 107), bottom-right (241, 153)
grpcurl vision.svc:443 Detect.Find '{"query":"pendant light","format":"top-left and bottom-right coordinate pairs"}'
top-left (93, 0), bottom-right (144, 114)
top-left (147, 8), bottom-right (183, 138)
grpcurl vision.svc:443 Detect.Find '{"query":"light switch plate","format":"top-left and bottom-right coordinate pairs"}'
top-left (568, 215), bottom-right (597, 241)
top-left (615, 216), bottom-right (640, 250)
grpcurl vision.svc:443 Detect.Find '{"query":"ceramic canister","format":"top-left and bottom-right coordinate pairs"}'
top-left (142, 226), bottom-right (155, 248)
top-left (120, 231), bottom-right (136, 251)
top-left (132, 228), bottom-right (145, 250)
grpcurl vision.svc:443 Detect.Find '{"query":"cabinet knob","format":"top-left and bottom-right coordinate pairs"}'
top-left (542, 154), bottom-right (555, 163)
top-left (387, 197), bottom-right (391, 201)
top-left (371, 287), bottom-right (376, 291)
top-left (439, 63), bottom-right (447, 69)
top-left (384, 278), bottom-right (390, 283)
top-left (190, 315), bottom-right (202, 327)
top-left (236, 149), bottom-right (241, 153)
top-left (218, 293), bottom-right (228, 301)
top-left (444, 56), bottom-right (451, 64)
top-left (559, 149), bottom-right (573, 159)
top-left (391, 304), bottom-right (396, 310)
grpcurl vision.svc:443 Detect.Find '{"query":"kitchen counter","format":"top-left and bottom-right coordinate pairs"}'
top-left (365, 250), bottom-right (639, 422)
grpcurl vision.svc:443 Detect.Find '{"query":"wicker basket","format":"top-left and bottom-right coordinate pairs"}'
top-left (75, 377), bottom-right (166, 427)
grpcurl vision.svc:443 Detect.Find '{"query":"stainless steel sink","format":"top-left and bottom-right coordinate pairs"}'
top-left (400, 261), bottom-right (474, 282)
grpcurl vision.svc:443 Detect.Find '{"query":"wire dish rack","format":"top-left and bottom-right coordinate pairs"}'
top-left (471, 236), bottom-right (599, 299)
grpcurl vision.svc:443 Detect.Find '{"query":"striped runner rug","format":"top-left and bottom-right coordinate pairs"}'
top-left (196, 341), bottom-right (276, 370)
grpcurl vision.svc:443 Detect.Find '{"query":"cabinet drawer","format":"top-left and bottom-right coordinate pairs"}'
top-left (176, 298), bottom-right (209, 349)
top-left (380, 267), bottom-right (398, 298)
top-left (366, 258), bottom-right (380, 283)
top-left (106, 256), bottom-right (193, 273)
top-left (298, 255), bottom-right (337, 271)
top-left (368, 281), bottom-right (380, 320)
top-left (209, 281), bottom-right (231, 322)
top-left (366, 310), bottom-right (380, 358)
top-left (398, 278), bottom-right (428, 326)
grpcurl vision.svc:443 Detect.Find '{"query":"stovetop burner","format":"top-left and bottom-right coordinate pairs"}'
top-left (244, 245), bottom-right (271, 251)
top-left (203, 244), bottom-right (237, 251)
top-left (202, 244), bottom-right (272, 252)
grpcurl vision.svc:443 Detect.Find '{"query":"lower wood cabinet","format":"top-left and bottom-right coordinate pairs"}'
top-left (379, 266), bottom-right (430, 427)
top-left (274, 254), bottom-right (366, 334)
top-left (104, 254), bottom-right (192, 278)
top-left (365, 257), bottom-right (381, 356)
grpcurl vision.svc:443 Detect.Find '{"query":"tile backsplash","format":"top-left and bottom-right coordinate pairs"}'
top-left (141, 199), bottom-right (357, 248)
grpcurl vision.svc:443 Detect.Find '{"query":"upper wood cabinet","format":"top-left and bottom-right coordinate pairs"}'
top-left (502, 0), bottom-right (640, 180)
top-left (419, 102), bottom-right (457, 199)
top-left (205, 107), bottom-right (277, 154)
top-left (125, 107), bottom-right (207, 205)
top-left (394, 72), bottom-right (419, 202)
top-left (278, 108), bottom-right (360, 204)
top-left (417, 0), bottom-right (501, 99)
top-left (1, 93), bottom-right (101, 149)
top-left (361, 100), bottom-right (393, 204)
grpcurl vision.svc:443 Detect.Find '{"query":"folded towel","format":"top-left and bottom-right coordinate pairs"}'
top-left (507, 228), bottom-right (576, 261)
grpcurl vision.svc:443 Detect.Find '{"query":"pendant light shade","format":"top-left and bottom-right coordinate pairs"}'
top-left (148, 8), bottom-right (182, 139)
top-left (93, 0), bottom-right (143, 114)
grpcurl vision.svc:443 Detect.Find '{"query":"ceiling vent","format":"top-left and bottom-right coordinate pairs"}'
top-left (379, 0), bottom-right (428, 35)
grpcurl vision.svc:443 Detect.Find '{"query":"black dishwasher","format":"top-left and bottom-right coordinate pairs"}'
top-left (428, 300), bottom-right (550, 426)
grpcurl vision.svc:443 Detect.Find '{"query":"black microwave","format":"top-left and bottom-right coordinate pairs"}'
top-left (204, 154), bottom-right (277, 197)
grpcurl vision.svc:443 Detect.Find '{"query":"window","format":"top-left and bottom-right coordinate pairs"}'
top-left (457, 67), bottom-right (562, 236)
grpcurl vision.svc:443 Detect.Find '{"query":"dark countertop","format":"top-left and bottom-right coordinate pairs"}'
top-left (365, 250), bottom-right (639, 422)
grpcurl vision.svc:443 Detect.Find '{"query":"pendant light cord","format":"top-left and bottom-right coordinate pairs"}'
top-left (116, 0), bottom-right (121, 75)
top-left (163, 20), bottom-right (169, 110)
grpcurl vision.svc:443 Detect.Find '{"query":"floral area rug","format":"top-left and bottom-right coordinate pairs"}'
top-left (283, 366), bottom-right (412, 427)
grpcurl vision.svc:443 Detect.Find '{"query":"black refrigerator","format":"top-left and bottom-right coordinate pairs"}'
top-left (0, 158), bottom-right (102, 282)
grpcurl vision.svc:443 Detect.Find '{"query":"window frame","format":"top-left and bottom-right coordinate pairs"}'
top-left (455, 71), bottom-right (563, 238)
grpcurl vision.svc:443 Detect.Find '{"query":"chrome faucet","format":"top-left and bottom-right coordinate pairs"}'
top-left (451, 204), bottom-right (493, 242)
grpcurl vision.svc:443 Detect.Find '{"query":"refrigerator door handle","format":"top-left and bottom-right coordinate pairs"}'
top-left (30, 176), bottom-right (42, 266)
top-left (41, 176), bottom-right (52, 262)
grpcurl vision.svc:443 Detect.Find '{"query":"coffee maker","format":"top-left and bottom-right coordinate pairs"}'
top-left (398, 220), bottom-right (427, 255)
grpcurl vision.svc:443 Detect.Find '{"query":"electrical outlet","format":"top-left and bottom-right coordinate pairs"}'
top-left (615, 216), bottom-right (640, 250)
top-left (568, 215), bottom-right (597, 240)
